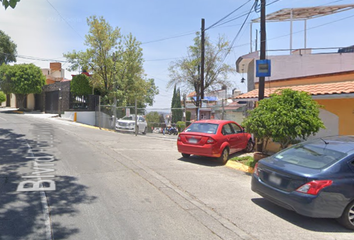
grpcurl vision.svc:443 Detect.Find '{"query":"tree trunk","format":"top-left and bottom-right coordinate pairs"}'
top-left (15, 94), bottom-right (26, 110)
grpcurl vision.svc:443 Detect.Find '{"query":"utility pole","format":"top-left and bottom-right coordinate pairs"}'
top-left (201, 18), bottom-right (205, 104)
top-left (258, 0), bottom-right (266, 101)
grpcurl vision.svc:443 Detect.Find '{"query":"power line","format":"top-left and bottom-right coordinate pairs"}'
top-left (210, 0), bottom-right (280, 29)
top-left (145, 57), bottom-right (182, 62)
top-left (141, 31), bottom-right (195, 45)
top-left (206, 0), bottom-right (252, 30)
top-left (46, 0), bottom-right (84, 40)
top-left (203, 1), bottom-right (257, 88)
top-left (225, 1), bottom-right (257, 61)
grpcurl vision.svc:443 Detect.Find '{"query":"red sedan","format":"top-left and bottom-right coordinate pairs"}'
top-left (177, 120), bottom-right (254, 164)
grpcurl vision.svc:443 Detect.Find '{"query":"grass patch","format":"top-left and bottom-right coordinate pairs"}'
top-left (230, 156), bottom-right (257, 168)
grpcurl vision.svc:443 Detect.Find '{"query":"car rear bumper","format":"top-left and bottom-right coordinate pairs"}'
top-left (251, 174), bottom-right (347, 218)
top-left (177, 143), bottom-right (221, 158)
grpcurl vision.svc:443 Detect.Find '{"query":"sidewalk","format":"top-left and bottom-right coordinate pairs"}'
top-left (0, 107), bottom-right (59, 118)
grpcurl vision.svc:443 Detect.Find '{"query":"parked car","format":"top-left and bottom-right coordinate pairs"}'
top-left (177, 120), bottom-right (254, 164)
top-left (251, 136), bottom-right (354, 230)
top-left (116, 115), bottom-right (147, 134)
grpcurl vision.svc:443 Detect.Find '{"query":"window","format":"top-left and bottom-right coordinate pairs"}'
top-left (230, 123), bottom-right (243, 133)
top-left (185, 123), bottom-right (218, 134)
top-left (222, 124), bottom-right (233, 135)
top-left (274, 144), bottom-right (347, 169)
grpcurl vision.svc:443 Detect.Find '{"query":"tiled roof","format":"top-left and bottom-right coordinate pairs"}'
top-left (235, 81), bottom-right (354, 99)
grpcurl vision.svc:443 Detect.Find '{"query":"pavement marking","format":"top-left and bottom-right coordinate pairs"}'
top-left (21, 143), bottom-right (54, 240)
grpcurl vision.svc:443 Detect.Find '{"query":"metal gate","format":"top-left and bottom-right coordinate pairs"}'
top-left (45, 91), bottom-right (59, 113)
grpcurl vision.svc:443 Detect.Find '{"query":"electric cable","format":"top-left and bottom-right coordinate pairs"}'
top-left (206, 0), bottom-right (252, 30)
top-left (46, 0), bottom-right (84, 40)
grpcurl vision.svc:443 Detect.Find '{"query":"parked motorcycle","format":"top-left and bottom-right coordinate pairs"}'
top-left (168, 126), bottom-right (178, 135)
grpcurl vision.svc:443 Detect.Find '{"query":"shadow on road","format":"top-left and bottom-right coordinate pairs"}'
top-left (251, 198), bottom-right (352, 233)
top-left (177, 151), bottom-right (250, 167)
top-left (0, 127), bottom-right (97, 239)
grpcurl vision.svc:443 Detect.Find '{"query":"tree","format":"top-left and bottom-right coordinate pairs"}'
top-left (64, 16), bottom-right (120, 95)
top-left (64, 16), bottom-right (158, 108)
top-left (114, 33), bottom-right (158, 107)
top-left (70, 74), bottom-right (92, 96)
top-left (0, 30), bottom-right (17, 65)
top-left (168, 33), bottom-right (234, 117)
top-left (0, 90), bottom-right (6, 104)
top-left (0, 64), bottom-right (46, 110)
top-left (0, 64), bottom-right (11, 94)
top-left (171, 85), bottom-right (182, 124)
top-left (242, 89), bottom-right (325, 150)
top-left (1, 0), bottom-right (20, 9)
top-left (145, 111), bottom-right (160, 130)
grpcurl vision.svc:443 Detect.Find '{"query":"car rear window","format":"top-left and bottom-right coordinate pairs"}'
top-left (274, 144), bottom-right (347, 169)
top-left (184, 123), bottom-right (218, 134)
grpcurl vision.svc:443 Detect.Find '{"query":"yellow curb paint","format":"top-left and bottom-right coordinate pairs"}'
top-left (77, 123), bottom-right (115, 132)
top-left (226, 161), bottom-right (254, 174)
top-left (13, 111), bottom-right (24, 114)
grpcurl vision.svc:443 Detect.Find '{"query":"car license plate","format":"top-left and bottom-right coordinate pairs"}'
top-left (268, 174), bottom-right (281, 185)
top-left (189, 138), bottom-right (197, 144)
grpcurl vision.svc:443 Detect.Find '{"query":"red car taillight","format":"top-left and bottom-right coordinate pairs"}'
top-left (206, 137), bottom-right (215, 144)
top-left (253, 162), bottom-right (259, 176)
top-left (296, 180), bottom-right (333, 195)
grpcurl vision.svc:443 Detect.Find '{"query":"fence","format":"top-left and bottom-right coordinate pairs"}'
top-left (95, 97), bottom-right (256, 135)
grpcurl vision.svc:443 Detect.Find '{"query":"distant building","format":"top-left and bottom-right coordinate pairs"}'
top-left (41, 62), bottom-right (70, 84)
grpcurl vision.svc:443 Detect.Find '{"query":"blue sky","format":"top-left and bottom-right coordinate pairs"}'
top-left (1, 0), bottom-right (354, 109)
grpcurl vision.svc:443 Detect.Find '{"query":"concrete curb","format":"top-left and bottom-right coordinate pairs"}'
top-left (13, 110), bottom-right (24, 114)
top-left (226, 160), bottom-right (254, 174)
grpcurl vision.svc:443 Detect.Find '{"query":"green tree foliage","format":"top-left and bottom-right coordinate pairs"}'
top-left (0, 64), bottom-right (11, 93)
top-left (0, 64), bottom-right (45, 109)
top-left (1, 0), bottom-right (20, 9)
top-left (242, 89), bottom-right (325, 150)
top-left (0, 90), bottom-right (6, 104)
top-left (64, 16), bottom-right (158, 108)
top-left (145, 111), bottom-right (160, 130)
top-left (176, 121), bottom-right (186, 132)
top-left (186, 111), bottom-right (191, 126)
top-left (0, 30), bottom-right (17, 65)
top-left (70, 74), bottom-right (92, 96)
top-left (64, 16), bottom-right (120, 94)
top-left (168, 33), bottom-right (233, 116)
top-left (171, 85), bottom-right (182, 123)
top-left (115, 33), bottom-right (158, 107)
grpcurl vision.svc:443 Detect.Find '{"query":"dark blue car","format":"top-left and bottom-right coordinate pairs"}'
top-left (251, 136), bottom-right (354, 230)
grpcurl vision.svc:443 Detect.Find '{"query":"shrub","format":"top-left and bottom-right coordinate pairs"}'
top-left (176, 121), bottom-right (186, 132)
top-left (230, 156), bottom-right (257, 168)
top-left (0, 91), bottom-right (6, 104)
top-left (242, 89), bottom-right (325, 150)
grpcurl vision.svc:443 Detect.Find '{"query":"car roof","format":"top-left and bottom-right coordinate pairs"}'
top-left (305, 136), bottom-right (354, 154)
top-left (193, 119), bottom-right (238, 124)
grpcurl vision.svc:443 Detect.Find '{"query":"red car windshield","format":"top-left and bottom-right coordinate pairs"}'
top-left (184, 123), bottom-right (218, 134)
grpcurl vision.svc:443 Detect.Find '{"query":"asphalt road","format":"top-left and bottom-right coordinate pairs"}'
top-left (0, 110), bottom-right (353, 240)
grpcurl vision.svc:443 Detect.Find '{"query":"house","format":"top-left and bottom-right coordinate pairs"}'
top-left (234, 69), bottom-right (354, 136)
top-left (234, 5), bottom-right (354, 141)
top-left (185, 88), bottom-right (246, 122)
top-left (42, 62), bottom-right (66, 85)
top-left (5, 62), bottom-right (69, 110)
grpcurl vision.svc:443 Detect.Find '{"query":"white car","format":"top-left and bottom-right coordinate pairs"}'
top-left (116, 115), bottom-right (147, 134)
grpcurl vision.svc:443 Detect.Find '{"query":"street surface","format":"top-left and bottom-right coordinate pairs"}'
top-left (0, 110), bottom-right (353, 240)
